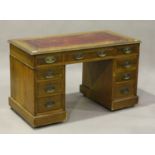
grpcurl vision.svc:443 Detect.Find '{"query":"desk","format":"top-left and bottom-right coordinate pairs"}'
top-left (8, 31), bottom-right (141, 127)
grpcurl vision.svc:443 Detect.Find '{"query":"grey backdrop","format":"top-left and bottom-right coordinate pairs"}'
top-left (0, 21), bottom-right (155, 133)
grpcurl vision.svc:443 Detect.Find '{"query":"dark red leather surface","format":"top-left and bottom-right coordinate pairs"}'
top-left (25, 32), bottom-right (127, 49)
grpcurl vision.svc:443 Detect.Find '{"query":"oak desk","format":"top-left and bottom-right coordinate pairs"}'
top-left (9, 31), bottom-right (141, 127)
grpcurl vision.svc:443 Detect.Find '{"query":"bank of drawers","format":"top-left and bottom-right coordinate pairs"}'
top-left (35, 66), bottom-right (64, 114)
top-left (113, 45), bottom-right (139, 100)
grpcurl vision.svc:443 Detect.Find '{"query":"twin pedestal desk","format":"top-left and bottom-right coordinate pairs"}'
top-left (9, 31), bottom-right (141, 127)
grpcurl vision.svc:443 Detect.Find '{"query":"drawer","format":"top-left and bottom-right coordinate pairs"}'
top-left (116, 55), bottom-right (138, 72)
top-left (116, 44), bottom-right (139, 55)
top-left (36, 66), bottom-right (64, 81)
top-left (37, 94), bottom-right (64, 113)
top-left (115, 70), bottom-right (137, 82)
top-left (36, 53), bottom-right (62, 66)
top-left (113, 81), bottom-right (136, 99)
top-left (37, 80), bottom-right (63, 97)
top-left (64, 47), bottom-right (116, 63)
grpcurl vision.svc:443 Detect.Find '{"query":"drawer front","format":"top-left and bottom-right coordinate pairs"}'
top-left (113, 82), bottom-right (136, 99)
top-left (115, 71), bottom-right (137, 82)
top-left (36, 53), bottom-right (62, 66)
top-left (116, 55), bottom-right (138, 72)
top-left (37, 94), bottom-right (64, 113)
top-left (64, 47), bottom-right (116, 63)
top-left (116, 44), bottom-right (139, 55)
top-left (36, 66), bottom-right (64, 80)
top-left (37, 80), bottom-right (63, 97)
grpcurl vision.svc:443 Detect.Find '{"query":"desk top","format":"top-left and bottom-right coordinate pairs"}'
top-left (9, 30), bottom-right (140, 55)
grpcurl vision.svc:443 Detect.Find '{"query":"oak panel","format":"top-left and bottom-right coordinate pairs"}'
top-left (10, 56), bottom-right (35, 114)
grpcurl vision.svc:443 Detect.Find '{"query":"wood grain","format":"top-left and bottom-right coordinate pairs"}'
top-left (80, 60), bottom-right (113, 109)
top-left (10, 56), bottom-right (35, 114)
top-left (9, 31), bottom-right (141, 127)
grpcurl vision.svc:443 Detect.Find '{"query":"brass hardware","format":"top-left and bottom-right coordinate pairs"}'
top-left (44, 101), bottom-right (55, 108)
top-left (120, 87), bottom-right (129, 95)
top-left (44, 70), bottom-right (54, 79)
top-left (123, 60), bottom-right (131, 68)
top-left (44, 56), bottom-right (56, 64)
top-left (97, 51), bottom-right (107, 57)
top-left (122, 73), bottom-right (131, 80)
top-left (74, 53), bottom-right (84, 60)
top-left (45, 85), bottom-right (55, 93)
top-left (122, 47), bottom-right (132, 54)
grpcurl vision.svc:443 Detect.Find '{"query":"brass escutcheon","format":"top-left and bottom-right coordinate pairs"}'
top-left (45, 85), bottom-right (55, 93)
top-left (45, 70), bottom-right (54, 79)
top-left (123, 47), bottom-right (132, 54)
top-left (44, 101), bottom-right (55, 108)
top-left (74, 53), bottom-right (84, 60)
top-left (123, 60), bottom-right (132, 68)
top-left (120, 87), bottom-right (129, 95)
top-left (97, 51), bottom-right (107, 57)
top-left (122, 73), bottom-right (131, 80)
top-left (45, 56), bottom-right (56, 64)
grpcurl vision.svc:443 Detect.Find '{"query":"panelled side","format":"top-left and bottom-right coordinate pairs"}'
top-left (10, 45), bottom-right (35, 115)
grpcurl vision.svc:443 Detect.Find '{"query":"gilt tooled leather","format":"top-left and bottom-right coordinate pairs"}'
top-left (24, 32), bottom-right (128, 49)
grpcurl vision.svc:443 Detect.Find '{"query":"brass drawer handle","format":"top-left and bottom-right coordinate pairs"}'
top-left (74, 53), bottom-right (84, 60)
top-left (45, 56), bottom-right (56, 64)
top-left (123, 60), bottom-right (132, 68)
top-left (44, 70), bottom-right (54, 79)
top-left (122, 73), bottom-right (131, 80)
top-left (122, 47), bottom-right (132, 54)
top-left (44, 101), bottom-right (55, 108)
top-left (120, 87), bottom-right (129, 95)
top-left (45, 85), bottom-right (55, 93)
top-left (97, 51), bottom-right (107, 57)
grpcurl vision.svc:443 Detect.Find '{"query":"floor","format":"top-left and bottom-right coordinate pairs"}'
top-left (1, 64), bottom-right (155, 134)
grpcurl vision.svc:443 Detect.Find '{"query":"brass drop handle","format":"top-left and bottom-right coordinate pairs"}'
top-left (45, 70), bottom-right (54, 79)
top-left (123, 60), bottom-right (132, 68)
top-left (120, 87), bottom-right (129, 95)
top-left (45, 56), bottom-right (56, 64)
top-left (122, 73), bottom-right (131, 80)
top-left (97, 51), bottom-right (107, 57)
top-left (44, 101), bottom-right (55, 108)
top-left (123, 47), bottom-right (132, 54)
top-left (74, 53), bottom-right (84, 60)
top-left (45, 85), bottom-right (55, 93)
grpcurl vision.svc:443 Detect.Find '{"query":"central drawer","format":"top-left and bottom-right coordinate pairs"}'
top-left (36, 80), bottom-right (63, 97)
top-left (64, 47), bottom-right (116, 63)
